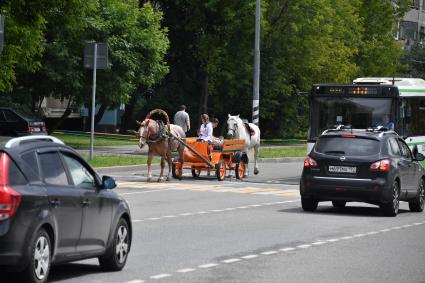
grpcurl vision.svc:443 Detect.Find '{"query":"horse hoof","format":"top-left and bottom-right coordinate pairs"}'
top-left (147, 177), bottom-right (152, 182)
top-left (157, 178), bottom-right (164, 183)
top-left (254, 169), bottom-right (259, 175)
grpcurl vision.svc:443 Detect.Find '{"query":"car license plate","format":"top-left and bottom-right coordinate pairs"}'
top-left (328, 166), bottom-right (356, 174)
top-left (33, 128), bottom-right (40, 132)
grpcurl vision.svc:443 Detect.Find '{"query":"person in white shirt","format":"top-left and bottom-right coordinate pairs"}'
top-left (173, 105), bottom-right (190, 133)
top-left (197, 114), bottom-right (213, 144)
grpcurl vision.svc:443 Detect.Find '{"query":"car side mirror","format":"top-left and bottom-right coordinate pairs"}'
top-left (102, 176), bottom-right (117, 190)
top-left (415, 153), bottom-right (425, 162)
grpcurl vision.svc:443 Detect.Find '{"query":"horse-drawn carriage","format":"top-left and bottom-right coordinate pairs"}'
top-left (171, 137), bottom-right (248, 181)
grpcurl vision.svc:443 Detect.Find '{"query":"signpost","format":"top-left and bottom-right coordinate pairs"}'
top-left (0, 15), bottom-right (5, 54)
top-left (84, 43), bottom-right (108, 160)
top-left (252, 0), bottom-right (260, 126)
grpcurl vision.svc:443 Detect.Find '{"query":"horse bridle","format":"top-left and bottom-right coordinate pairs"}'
top-left (227, 119), bottom-right (238, 136)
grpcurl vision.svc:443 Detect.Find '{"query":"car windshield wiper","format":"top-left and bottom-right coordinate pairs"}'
top-left (324, 150), bottom-right (345, 155)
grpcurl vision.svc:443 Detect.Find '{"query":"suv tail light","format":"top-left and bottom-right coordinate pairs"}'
top-left (304, 156), bottom-right (318, 167)
top-left (0, 153), bottom-right (22, 221)
top-left (369, 159), bottom-right (390, 172)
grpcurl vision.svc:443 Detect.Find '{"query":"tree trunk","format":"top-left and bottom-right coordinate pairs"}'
top-left (94, 103), bottom-right (107, 127)
top-left (198, 71), bottom-right (209, 117)
top-left (47, 97), bottom-right (73, 134)
top-left (119, 94), bottom-right (138, 134)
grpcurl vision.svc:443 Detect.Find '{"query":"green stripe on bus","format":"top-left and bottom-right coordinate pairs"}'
top-left (407, 141), bottom-right (425, 146)
top-left (399, 89), bottom-right (425, 93)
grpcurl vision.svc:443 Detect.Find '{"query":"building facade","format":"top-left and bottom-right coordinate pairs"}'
top-left (399, 0), bottom-right (425, 47)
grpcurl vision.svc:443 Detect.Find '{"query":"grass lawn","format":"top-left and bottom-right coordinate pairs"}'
top-left (53, 133), bottom-right (136, 148)
top-left (81, 154), bottom-right (160, 168)
top-left (258, 146), bottom-right (307, 158)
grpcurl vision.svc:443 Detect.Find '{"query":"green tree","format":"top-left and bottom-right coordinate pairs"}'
top-left (0, 0), bottom-right (47, 92)
top-left (356, 0), bottom-right (410, 76)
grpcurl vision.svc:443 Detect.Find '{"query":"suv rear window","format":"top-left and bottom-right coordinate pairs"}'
top-left (314, 137), bottom-right (380, 156)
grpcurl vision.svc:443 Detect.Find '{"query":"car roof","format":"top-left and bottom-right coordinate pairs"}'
top-left (319, 128), bottom-right (399, 140)
top-left (1, 136), bottom-right (75, 156)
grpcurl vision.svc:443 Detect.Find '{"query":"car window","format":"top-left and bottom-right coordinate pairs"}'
top-left (8, 159), bottom-right (27, 186)
top-left (0, 111), bottom-right (5, 122)
top-left (398, 139), bottom-right (412, 159)
top-left (315, 137), bottom-right (380, 156)
top-left (21, 151), bottom-right (40, 182)
top-left (38, 152), bottom-right (69, 186)
top-left (3, 110), bottom-right (20, 122)
top-left (388, 138), bottom-right (401, 156)
top-left (62, 154), bottom-right (96, 188)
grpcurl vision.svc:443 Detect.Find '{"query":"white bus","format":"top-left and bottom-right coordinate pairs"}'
top-left (307, 84), bottom-right (400, 153)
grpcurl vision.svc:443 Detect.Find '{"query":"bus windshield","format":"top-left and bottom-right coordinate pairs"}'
top-left (309, 97), bottom-right (395, 140)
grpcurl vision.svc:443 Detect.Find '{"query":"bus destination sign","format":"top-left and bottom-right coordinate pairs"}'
top-left (313, 85), bottom-right (397, 96)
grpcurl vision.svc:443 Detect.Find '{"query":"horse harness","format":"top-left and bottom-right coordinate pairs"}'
top-left (143, 119), bottom-right (170, 144)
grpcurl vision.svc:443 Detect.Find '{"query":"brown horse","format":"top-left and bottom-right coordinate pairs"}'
top-left (135, 119), bottom-right (185, 182)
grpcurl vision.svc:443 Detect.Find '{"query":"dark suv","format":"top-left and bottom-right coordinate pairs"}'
top-left (300, 128), bottom-right (425, 216)
top-left (0, 107), bottom-right (47, 136)
top-left (0, 136), bottom-right (132, 283)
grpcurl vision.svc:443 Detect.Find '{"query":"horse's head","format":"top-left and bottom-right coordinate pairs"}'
top-left (136, 119), bottom-right (153, 148)
top-left (226, 114), bottom-right (240, 139)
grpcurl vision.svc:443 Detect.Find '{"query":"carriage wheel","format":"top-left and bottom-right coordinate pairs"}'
top-left (191, 168), bottom-right (201, 178)
top-left (172, 161), bottom-right (182, 180)
top-left (235, 162), bottom-right (246, 180)
top-left (216, 161), bottom-right (226, 181)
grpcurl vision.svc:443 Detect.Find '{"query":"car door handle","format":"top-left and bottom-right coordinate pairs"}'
top-left (82, 199), bottom-right (91, 206)
top-left (49, 199), bottom-right (61, 207)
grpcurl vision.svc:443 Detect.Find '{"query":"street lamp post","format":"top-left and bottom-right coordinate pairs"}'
top-left (252, 0), bottom-right (260, 126)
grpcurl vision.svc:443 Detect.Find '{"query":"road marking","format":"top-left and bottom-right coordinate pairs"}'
top-left (312, 241), bottom-right (327, 245)
top-left (131, 199), bottom-right (300, 224)
top-left (221, 258), bottom-right (241, 263)
top-left (150, 274), bottom-right (172, 280)
top-left (176, 268), bottom-right (196, 273)
top-left (117, 181), bottom-right (300, 197)
top-left (120, 188), bottom-right (175, 195)
top-left (241, 254), bottom-right (259, 259)
top-left (280, 247), bottom-right (296, 252)
top-left (198, 263), bottom-right (219, 268)
top-left (261, 251), bottom-right (278, 255)
top-left (140, 221), bottom-right (425, 282)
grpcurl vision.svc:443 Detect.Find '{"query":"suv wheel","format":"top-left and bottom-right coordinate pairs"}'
top-left (381, 181), bottom-right (400, 217)
top-left (99, 218), bottom-right (130, 271)
top-left (332, 201), bottom-right (346, 208)
top-left (23, 229), bottom-right (51, 283)
top-left (301, 197), bottom-right (318, 212)
top-left (409, 179), bottom-right (424, 212)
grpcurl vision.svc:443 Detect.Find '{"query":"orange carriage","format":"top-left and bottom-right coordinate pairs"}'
top-left (172, 137), bottom-right (247, 181)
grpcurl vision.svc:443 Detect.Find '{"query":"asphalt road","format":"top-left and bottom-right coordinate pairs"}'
top-left (4, 162), bottom-right (425, 283)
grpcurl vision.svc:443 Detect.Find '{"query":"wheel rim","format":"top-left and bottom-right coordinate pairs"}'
top-left (116, 225), bottom-right (129, 264)
top-left (393, 182), bottom-right (400, 213)
top-left (34, 236), bottom-right (50, 280)
top-left (419, 180), bottom-right (424, 209)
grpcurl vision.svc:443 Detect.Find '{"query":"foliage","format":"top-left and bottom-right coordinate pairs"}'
top-left (404, 42), bottom-right (425, 78)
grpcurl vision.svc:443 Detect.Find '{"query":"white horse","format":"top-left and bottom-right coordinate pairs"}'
top-left (226, 114), bottom-right (260, 176)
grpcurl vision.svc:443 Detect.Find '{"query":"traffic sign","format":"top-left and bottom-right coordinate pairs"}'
top-left (84, 43), bottom-right (108, 69)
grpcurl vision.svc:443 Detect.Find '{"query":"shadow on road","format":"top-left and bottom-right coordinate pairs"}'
top-left (278, 205), bottom-right (410, 218)
top-left (2, 263), bottom-right (104, 283)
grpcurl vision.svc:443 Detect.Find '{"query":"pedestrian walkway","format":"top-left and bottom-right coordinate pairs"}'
top-left (117, 180), bottom-right (300, 198)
